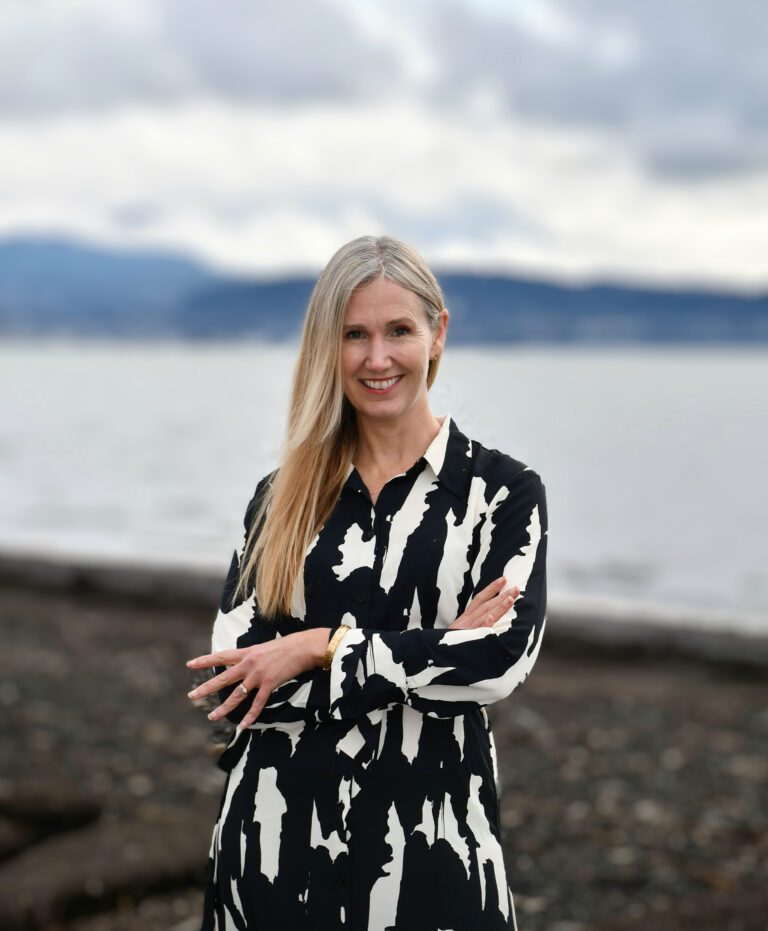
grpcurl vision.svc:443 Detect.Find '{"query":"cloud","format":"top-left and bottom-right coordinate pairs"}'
top-left (0, 0), bottom-right (403, 116)
top-left (1, 97), bottom-right (765, 288)
top-left (2, 0), bottom-right (765, 182)
top-left (421, 0), bottom-right (768, 178)
top-left (0, 0), bottom-right (764, 286)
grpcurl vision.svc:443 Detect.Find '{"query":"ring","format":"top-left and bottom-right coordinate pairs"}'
top-left (238, 683), bottom-right (248, 696)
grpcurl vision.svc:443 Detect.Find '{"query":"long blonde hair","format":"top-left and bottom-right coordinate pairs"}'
top-left (230, 234), bottom-right (446, 618)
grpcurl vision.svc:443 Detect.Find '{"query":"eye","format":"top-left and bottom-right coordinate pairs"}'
top-left (392, 325), bottom-right (411, 337)
top-left (344, 329), bottom-right (364, 340)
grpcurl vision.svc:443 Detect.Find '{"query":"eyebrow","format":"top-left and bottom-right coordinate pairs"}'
top-left (343, 317), bottom-right (413, 330)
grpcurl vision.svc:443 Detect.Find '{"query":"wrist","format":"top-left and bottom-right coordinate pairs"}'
top-left (306, 628), bottom-right (332, 668)
top-left (322, 624), bottom-right (351, 671)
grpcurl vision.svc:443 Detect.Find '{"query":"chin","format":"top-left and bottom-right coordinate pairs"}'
top-left (350, 394), bottom-right (407, 419)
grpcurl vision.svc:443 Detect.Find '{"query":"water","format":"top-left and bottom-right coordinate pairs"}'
top-left (1, 339), bottom-right (766, 632)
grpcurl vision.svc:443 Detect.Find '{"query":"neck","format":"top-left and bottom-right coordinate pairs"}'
top-left (353, 403), bottom-right (443, 475)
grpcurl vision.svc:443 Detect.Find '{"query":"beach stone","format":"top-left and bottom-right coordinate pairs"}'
top-left (0, 776), bottom-right (103, 832)
top-left (1, 565), bottom-right (766, 930)
top-left (0, 815), bottom-right (39, 861)
top-left (0, 806), bottom-right (209, 929)
top-left (61, 888), bottom-right (204, 931)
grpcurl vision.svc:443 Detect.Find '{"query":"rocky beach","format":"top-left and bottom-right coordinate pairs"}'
top-left (0, 555), bottom-right (765, 931)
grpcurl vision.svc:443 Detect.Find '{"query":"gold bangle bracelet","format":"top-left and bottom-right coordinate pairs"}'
top-left (322, 624), bottom-right (351, 671)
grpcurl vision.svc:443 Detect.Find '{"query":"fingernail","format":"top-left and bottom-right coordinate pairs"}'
top-left (188, 689), bottom-right (198, 698)
top-left (207, 711), bottom-right (218, 720)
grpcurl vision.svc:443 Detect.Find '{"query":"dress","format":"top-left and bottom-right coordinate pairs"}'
top-left (200, 413), bottom-right (548, 931)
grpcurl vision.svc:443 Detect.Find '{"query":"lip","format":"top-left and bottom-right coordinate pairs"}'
top-left (359, 374), bottom-right (404, 395)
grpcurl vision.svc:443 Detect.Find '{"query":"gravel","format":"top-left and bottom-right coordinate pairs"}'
top-left (0, 581), bottom-right (765, 931)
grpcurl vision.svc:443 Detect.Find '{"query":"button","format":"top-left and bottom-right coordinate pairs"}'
top-left (354, 592), bottom-right (367, 604)
top-left (336, 874), bottom-right (347, 886)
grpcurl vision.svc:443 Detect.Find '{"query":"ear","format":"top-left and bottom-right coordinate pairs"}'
top-left (431, 307), bottom-right (449, 356)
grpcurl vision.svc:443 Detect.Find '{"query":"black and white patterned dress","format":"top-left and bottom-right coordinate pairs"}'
top-left (200, 413), bottom-right (548, 931)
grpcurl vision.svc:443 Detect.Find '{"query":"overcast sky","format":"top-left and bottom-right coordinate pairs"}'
top-left (1, 0), bottom-right (766, 288)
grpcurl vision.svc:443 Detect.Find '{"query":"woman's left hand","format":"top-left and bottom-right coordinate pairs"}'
top-left (186, 628), bottom-right (330, 727)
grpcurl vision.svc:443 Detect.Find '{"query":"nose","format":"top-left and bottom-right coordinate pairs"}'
top-left (364, 335), bottom-right (393, 372)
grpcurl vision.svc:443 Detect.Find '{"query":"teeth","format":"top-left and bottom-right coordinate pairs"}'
top-left (362, 376), bottom-right (400, 389)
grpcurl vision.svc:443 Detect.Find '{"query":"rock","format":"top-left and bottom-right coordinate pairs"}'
top-left (0, 815), bottom-right (39, 861)
top-left (1, 572), bottom-right (766, 931)
top-left (0, 807), bottom-right (209, 930)
top-left (60, 888), bottom-right (204, 931)
top-left (0, 777), bottom-right (103, 832)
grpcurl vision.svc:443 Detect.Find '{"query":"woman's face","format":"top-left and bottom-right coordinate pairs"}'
top-left (340, 277), bottom-right (447, 423)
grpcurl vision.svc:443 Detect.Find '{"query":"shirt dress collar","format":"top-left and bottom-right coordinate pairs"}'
top-left (423, 414), bottom-right (474, 503)
top-left (344, 413), bottom-right (474, 503)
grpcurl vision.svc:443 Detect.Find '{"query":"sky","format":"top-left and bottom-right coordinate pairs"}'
top-left (1, 0), bottom-right (766, 289)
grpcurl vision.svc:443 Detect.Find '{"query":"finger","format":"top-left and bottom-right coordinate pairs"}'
top-left (448, 608), bottom-right (493, 630)
top-left (186, 649), bottom-right (244, 668)
top-left (449, 586), bottom-right (520, 630)
top-left (240, 684), bottom-right (274, 728)
top-left (466, 576), bottom-right (507, 611)
top-left (500, 585), bottom-right (520, 604)
top-left (464, 578), bottom-right (513, 625)
top-left (454, 577), bottom-right (520, 629)
top-left (187, 663), bottom-right (246, 701)
top-left (485, 587), bottom-right (521, 624)
top-left (493, 586), bottom-right (520, 614)
top-left (207, 679), bottom-right (251, 720)
top-left (448, 613), bottom-right (491, 630)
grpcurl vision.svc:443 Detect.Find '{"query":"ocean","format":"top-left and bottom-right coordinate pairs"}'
top-left (2, 339), bottom-right (766, 634)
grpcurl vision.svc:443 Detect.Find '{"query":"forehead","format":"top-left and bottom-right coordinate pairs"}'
top-left (344, 277), bottom-right (423, 323)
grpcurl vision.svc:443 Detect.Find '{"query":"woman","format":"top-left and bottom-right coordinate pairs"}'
top-left (186, 234), bottom-right (548, 931)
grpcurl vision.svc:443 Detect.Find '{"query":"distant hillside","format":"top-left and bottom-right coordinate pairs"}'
top-left (0, 236), bottom-right (218, 336)
top-left (1, 235), bottom-right (766, 343)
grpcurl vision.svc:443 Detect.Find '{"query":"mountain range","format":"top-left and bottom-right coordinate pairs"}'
top-left (1, 236), bottom-right (765, 343)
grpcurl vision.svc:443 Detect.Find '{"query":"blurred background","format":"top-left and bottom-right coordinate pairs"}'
top-left (0, 1), bottom-right (765, 929)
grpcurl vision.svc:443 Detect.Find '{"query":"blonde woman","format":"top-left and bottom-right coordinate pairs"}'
top-left (186, 234), bottom-right (548, 931)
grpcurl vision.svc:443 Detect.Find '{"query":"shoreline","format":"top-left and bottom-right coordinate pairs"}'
top-left (0, 549), bottom-right (765, 669)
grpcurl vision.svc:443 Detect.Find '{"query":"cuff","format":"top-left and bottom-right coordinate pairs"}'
top-left (328, 628), bottom-right (409, 720)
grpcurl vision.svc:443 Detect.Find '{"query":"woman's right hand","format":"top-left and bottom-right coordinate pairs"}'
top-left (447, 576), bottom-right (520, 630)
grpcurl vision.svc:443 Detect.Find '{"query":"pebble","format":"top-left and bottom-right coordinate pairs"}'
top-left (1, 581), bottom-right (765, 931)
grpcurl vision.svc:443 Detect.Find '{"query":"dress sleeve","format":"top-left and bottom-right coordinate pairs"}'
top-left (212, 466), bottom-right (547, 725)
top-left (325, 466), bottom-right (548, 720)
top-left (209, 471), bottom-right (331, 727)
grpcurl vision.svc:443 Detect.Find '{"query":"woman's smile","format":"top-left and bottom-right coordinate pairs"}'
top-left (359, 374), bottom-right (404, 393)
